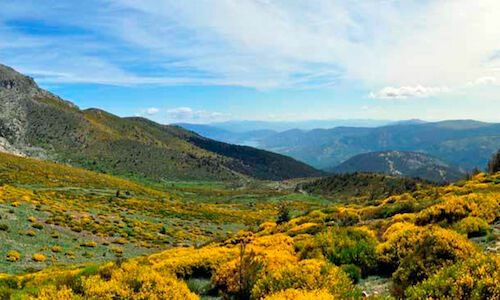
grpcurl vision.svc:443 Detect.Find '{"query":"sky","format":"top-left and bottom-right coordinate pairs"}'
top-left (1, 0), bottom-right (500, 124)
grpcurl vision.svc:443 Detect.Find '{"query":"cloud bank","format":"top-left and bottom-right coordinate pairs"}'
top-left (1, 0), bottom-right (500, 92)
top-left (369, 86), bottom-right (450, 99)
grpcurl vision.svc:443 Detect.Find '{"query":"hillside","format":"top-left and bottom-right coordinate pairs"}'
top-left (0, 64), bottom-right (322, 181)
top-left (0, 151), bottom-right (333, 275)
top-left (330, 151), bottom-right (465, 182)
top-left (297, 172), bottom-right (433, 202)
top-left (0, 155), bottom-right (498, 299)
top-left (257, 120), bottom-right (500, 170)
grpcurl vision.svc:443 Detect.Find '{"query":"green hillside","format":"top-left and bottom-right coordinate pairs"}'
top-left (330, 151), bottom-right (466, 182)
top-left (0, 151), bottom-right (330, 275)
top-left (0, 64), bottom-right (322, 181)
top-left (297, 172), bottom-right (433, 202)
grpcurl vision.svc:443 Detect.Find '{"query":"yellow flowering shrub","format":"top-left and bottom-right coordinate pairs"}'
top-left (286, 222), bottom-right (321, 236)
top-left (81, 261), bottom-right (198, 300)
top-left (32, 254), bottom-right (47, 262)
top-left (148, 244), bottom-right (236, 277)
top-left (212, 234), bottom-right (297, 296)
top-left (31, 285), bottom-right (76, 300)
top-left (263, 288), bottom-right (335, 300)
top-left (211, 246), bottom-right (262, 296)
top-left (392, 225), bottom-right (477, 289)
top-left (81, 241), bottom-right (98, 248)
top-left (455, 216), bottom-right (490, 237)
top-left (258, 221), bottom-right (277, 231)
top-left (51, 246), bottom-right (63, 253)
top-left (378, 221), bottom-right (479, 290)
top-left (416, 193), bottom-right (499, 225)
top-left (335, 208), bottom-right (361, 226)
top-left (377, 222), bottom-right (422, 269)
top-left (6, 250), bottom-right (22, 262)
top-left (251, 259), bottom-right (356, 299)
top-left (406, 254), bottom-right (500, 299)
top-left (244, 234), bottom-right (297, 270)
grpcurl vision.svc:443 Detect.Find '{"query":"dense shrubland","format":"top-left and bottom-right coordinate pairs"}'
top-left (0, 151), bottom-right (499, 298)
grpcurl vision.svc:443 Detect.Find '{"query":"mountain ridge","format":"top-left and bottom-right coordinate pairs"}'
top-left (0, 64), bottom-right (322, 181)
top-left (330, 150), bottom-right (466, 182)
top-left (257, 120), bottom-right (500, 170)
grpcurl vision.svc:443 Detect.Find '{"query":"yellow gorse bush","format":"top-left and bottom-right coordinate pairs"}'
top-left (31, 285), bottom-right (76, 300)
top-left (416, 193), bottom-right (500, 225)
top-left (81, 261), bottom-right (198, 300)
top-left (251, 259), bottom-right (356, 299)
top-left (406, 253), bottom-right (500, 299)
top-left (6, 250), bottom-right (21, 262)
top-left (263, 288), bottom-right (335, 300)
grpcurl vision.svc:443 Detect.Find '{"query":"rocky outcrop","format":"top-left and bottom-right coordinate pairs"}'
top-left (0, 64), bottom-right (78, 158)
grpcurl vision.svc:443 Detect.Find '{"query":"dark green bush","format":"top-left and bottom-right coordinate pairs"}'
top-left (32, 223), bottom-right (44, 230)
top-left (341, 264), bottom-right (362, 283)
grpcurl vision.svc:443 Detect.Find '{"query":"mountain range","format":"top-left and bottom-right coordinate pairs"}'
top-left (204, 119), bottom-right (393, 132)
top-left (179, 119), bottom-right (500, 172)
top-left (0, 64), bottom-right (322, 181)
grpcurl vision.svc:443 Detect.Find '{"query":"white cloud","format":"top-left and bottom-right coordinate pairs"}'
top-left (3, 0), bottom-right (500, 91)
top-left (467, 76), bottom-right (498, 86)
top-left (109, 0), bottom-right (500, 88)
top-left (145, 107), bottom-right (160, 115)
top-left (369, 86), bottom-right (450, 99)
top-left (165, 107), bottom-right (227, 123)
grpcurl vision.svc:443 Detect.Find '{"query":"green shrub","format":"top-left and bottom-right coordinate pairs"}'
top-left (341, 264), bottom-right (362, 283)
top-left (32, 223), bottom-right (44, 230)
top-left (299, 227), bottom-right (378, 276)
top-left (0, 224), bottom-right (9, 231)
top-left (336, 210), bottom-right (361, 226)
top-left (455, 217), bottom-right (489, 237)
top-left (276, 201), bottom-right (290, 224)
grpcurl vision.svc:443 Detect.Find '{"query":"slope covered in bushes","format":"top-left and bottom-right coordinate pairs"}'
top-left (0, 168), bottom-right (498, 299)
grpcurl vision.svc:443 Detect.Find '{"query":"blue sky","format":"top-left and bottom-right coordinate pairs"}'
top-left (1, 0), bottom-right (500, 124)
